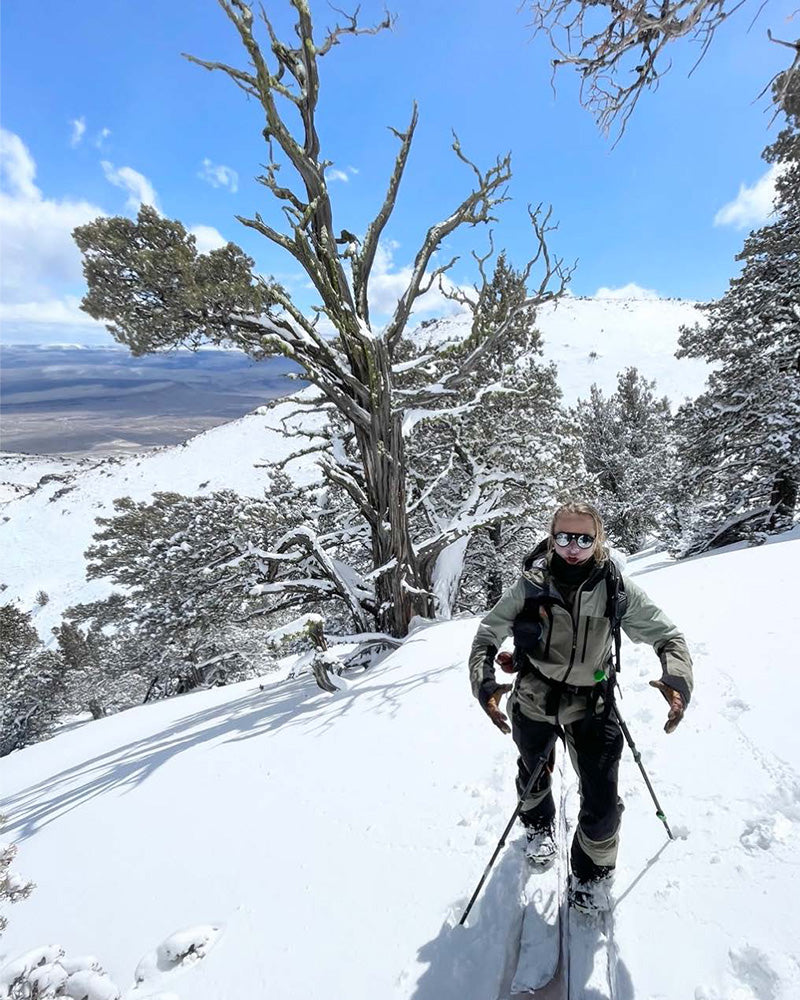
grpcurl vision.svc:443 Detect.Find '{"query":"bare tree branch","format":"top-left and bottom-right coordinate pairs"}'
top-left (383, 140), bottom-right (511, 349)
top-left (353, 103), bottom-right (419, 323)
top-left (526, 0), bottom-right (747, 138)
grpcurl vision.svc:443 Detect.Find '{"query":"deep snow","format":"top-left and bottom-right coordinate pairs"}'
top-left (2, 534), bottom-right (799, 999)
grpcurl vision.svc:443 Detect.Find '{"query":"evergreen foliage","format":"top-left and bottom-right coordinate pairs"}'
top-left (404, 253), bottom-right (576, 611)
top-left (70, 475), bottom-right (383, 699)
top-left (574, 367), bottom-right (674, 552)
top-left (0, 606), bottom-right (67, 757)
top-left (673, 70), bottom-right (800, 554)
top-left (72, 1), bottom-right (569, 637)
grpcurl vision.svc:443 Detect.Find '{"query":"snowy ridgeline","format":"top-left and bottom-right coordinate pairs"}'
top-left (1, 533), bottom-right (800, 1000)
top-left (0, 295), bottom-right (708, 633)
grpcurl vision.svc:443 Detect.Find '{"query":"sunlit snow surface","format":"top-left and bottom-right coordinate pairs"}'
top-left (2, 534), bottom-right (800, 999)
top-left (0, 296), bottom-right (709, 635)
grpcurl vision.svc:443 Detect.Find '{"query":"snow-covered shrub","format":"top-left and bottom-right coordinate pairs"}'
top-left (69, 475), bottom-right (390, 700)
top-left (0, 947), bottom-right (121, 999)
top-left (0, 817), bottom-right (35, 935)
top-left (0, 606), bottom-right (68, 757)
top-left (266, 613), bottom-right (398, 692)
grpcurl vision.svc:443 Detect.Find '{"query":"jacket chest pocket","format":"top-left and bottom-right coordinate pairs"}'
top-left (580, 615), bottom-right (611, 662)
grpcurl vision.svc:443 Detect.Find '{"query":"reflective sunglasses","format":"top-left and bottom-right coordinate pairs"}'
top-left (552, 531), bottom-right (595, 549)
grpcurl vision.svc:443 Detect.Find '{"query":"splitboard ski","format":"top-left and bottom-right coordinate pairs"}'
top-left (563, 779), bottom-right (614, 999)
top-left (508, 859), bottom-right (562, 997)
top-left (503, 757), bottom-right (569, 1000)
top-left (566, 904), bottom-right (613, 999)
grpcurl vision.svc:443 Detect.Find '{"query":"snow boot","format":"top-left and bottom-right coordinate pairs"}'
top-left (568, 872), bottom-right (614, 915)
top-left (524, 823), bottom-right (557, 867)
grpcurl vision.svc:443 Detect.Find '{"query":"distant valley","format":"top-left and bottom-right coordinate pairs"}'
top-left (0, 346), bottom-right (301, 456)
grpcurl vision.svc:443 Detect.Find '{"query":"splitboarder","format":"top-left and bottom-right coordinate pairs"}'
top-left (468, 501), bottom-right (693, 913)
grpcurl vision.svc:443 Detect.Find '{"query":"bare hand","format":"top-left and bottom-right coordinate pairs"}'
top-left (485, 684), bottom-right (513, 734)
top-left (649, 680), bottom-right (685, 734)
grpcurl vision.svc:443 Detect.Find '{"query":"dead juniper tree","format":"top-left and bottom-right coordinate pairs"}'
top-left (525, 0), bottom-right (800, 136)
top-left (74, 0), bottom-right (569, 638)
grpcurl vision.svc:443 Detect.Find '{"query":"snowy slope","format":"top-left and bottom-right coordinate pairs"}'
top-left (0, 295), bottom-right (708, 634)
top-left (2, 534), bottom-right (799, 1000)
top-left (0, 393), bottom-right (326, 633)
top-left (421, 294), bottom-right (709, 407)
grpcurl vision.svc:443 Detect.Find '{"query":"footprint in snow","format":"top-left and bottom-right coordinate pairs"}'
top-left (740, 813), bottom-right (792, 852)
top-left (722, 698), bottom-right (750, 722)
top-left (728, 944), bottom-right (780, 1000)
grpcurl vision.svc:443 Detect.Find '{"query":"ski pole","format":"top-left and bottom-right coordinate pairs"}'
top-left (459, 733), bottom-right (558, 927)
top-left (613, 704), bottom-right (675, 840)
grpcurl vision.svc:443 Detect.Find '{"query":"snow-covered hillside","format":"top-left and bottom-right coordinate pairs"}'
top-left (423, 294), bottom-right (709, 407)
top-left (0, 394), bottom-right (326, 633)
top-left (1, 533), bottom-right (798, 999)
top-left (0, 295), bottom-right (709, 635)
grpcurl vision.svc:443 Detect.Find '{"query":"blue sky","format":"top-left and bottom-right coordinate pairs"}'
top-left (1, 0), bottom-right (796, 345)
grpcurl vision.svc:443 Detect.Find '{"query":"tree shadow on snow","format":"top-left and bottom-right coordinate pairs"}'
top-left (1, 662), bottom-right (453, 842)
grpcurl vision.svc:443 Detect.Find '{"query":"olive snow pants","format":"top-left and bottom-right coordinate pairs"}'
top-left (511, 703), bottom-right (624, 880)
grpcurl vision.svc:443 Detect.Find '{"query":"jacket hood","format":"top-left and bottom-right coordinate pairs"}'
top-left (521, 538), bottom-right (550, 585)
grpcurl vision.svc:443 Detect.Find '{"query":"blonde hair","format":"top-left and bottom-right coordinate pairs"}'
top-left (547, 501), bottom-right (610, 565)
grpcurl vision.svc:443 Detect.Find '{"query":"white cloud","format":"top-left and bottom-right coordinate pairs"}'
top-left (1, 129), bottom-right (40, 200)
top-left (190, 224), bottom-right (228, 253)
top-left (0, 296), bottom-right (103, 328)
top-left (714, 164), bottom-right (782, 229)
top-left (0, 129), bottom-right (106, 308)
top-left (69, 117), bottom-right (86, 148)
top-left (101, 160), bottom-right (159, 211)
top-left (94, 127), bottom-right (112, 149)
top-left (326, 165), bottom-right (359, 184)
top-left (367, 240), bottom-right (472, 320)
top-left (0, 131), bottom-right (238, 345)
top-left (594, 282), bottom-right (660, 300)
top-left (198, 158), bottom-right (239, 193)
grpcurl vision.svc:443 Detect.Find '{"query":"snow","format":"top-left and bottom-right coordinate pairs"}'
top-left (0, 295), bottom-right (709, 638)
top-left (410, 294), bottom-right (709, 409)
top-left (2, 532), bottom-right (800, 999)
top-left (0, 392), bottom-right (328, 636)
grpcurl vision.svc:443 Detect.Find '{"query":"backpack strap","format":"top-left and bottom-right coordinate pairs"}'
top-left (601, 560), bottom-right (627, 722)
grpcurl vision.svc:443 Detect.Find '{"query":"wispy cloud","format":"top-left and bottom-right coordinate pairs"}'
top-left (69, 117), bottom-right (86, 148)
top-left (0, 295), bottom-right (103, 327)
top-left (94, 127), bottom-right (112, 149)
top-left (190, 224), bottom-right (228, 253)
top-left (594, 282), bottom-right (660, 300)
top-left (198, 158), bottom-right (239, 193)
top-left (326, 165), bottom-right (358, 184)
top-left (101, 160), bottom-right (159, 211)
top-left (714, 164), bottom-right (782, 230)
